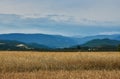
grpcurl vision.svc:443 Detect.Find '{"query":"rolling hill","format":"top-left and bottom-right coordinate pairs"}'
top-left (75, 34), bottom-right (120, 44)
top-left (82, 39), bottom-right (120, 47)
top-left (0, 40), bottom-right (49, 50)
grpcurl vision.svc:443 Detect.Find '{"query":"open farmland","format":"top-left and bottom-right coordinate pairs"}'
top-left (0, 51), bottom-right (120, 79)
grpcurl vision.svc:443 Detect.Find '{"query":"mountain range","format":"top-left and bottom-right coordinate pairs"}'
top-left (0, 33), bottom-right (120, 48)
top-left (0, 33), bottom-right (77, 48)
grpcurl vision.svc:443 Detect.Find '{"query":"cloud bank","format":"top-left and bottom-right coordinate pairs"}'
top-left (0, 14), bottom-right (119, 36)
top-left (0, 0), bottom-right (120, 36)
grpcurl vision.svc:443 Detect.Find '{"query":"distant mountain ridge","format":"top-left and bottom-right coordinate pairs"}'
top-left (0, 33), bottom-right (120, 48)
top-left (0, 33), bottom-right (77, 48)
top-left (75, 34), bottom-right (120, 44)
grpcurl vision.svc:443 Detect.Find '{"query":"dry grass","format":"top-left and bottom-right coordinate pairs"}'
top-left (0, 51), bottom-right (120, 79)
top-left (1, 70), bottom-right (120, 79)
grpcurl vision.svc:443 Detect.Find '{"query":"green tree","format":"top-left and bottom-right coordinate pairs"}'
top-left (118, 45), bottom-right (120, 51)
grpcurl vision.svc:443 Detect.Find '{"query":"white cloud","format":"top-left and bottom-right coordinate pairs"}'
top-left (0, 0), bottom-right (120, 23)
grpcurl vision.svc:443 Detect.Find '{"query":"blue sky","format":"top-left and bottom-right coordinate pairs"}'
top-left (0, 0), bottom-right (120, 36)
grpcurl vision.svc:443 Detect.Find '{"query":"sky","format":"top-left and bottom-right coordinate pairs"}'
top-left (0, 0), bottom-right (120, 36)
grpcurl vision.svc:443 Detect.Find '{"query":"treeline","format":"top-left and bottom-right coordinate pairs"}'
top-left (0, 45), bottom-right (120, 52)
top-left (53, 45), bottom-right (120, 52)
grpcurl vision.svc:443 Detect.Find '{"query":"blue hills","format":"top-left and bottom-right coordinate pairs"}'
top-left (74, 34), bottom-right (120, 44)
top-left (0, 33), bottom-right (77, 48)
top-left (0, 33), bottom-right (120, 49)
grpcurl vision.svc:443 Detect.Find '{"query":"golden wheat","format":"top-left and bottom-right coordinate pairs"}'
top-left (0, 70), bottom-right (120, 79)
top-left (0, 51), bottom-right (120, 79)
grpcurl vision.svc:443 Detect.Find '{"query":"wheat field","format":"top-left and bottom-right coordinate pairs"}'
top-left (0, 51), bottom-right (120, 79)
